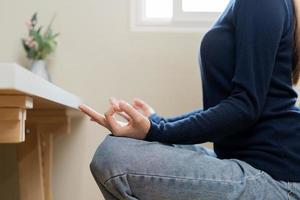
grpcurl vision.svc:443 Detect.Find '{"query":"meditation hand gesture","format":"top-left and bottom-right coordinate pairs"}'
top-left (110, 97), bottom-right (156, 118)
top-left (79, 98), bottom-right (153, 140)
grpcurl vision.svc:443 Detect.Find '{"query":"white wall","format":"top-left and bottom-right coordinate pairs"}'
top-left (0, 0), bottom-right (205, 199)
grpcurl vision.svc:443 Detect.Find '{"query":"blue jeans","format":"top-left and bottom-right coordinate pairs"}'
top-left (90, 135), bottom-right (300, 200)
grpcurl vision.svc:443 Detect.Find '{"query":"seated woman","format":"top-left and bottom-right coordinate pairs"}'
top-left (80, 0), bottom-right (300, 199)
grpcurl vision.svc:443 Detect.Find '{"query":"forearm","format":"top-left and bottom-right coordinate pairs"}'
top-left (145, 98), bottom-right (259, 144)
top-left (148, 108), bottom-right (204, 123)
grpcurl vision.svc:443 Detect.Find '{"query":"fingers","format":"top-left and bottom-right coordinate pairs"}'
top-left (79, 104), bottom-right (100, 118)
top-left (119, 100), bottom-right (143, 121)
top-left (116, 112), bottom-right (132, 121)
top-left (79, 104), bottom-right (108, 127)
top-left (109, 97), bottom-right (120, 109)
top-left (105, 105), bottom-right (123, 134)
top-left (109, 97), bottom-right (131, 121)
top-left (90, 115), bottom-right (108, 127)
top-left (132, 98), bottom-right (146, 110)
top-left (111, 97), bottom-right (145, 111)
top-left (132, 98), bottom-right (155, 117)
top-left (79, 98), bottom-right (148, 137)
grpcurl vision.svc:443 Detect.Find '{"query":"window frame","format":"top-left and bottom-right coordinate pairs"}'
top-left (173, 0), bottom-right (220, 22)
top-left (130, 0), bottom-right (224, 32)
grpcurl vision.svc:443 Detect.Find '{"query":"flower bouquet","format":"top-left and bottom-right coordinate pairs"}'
top-left (22, 13), bottom-right (59, 81)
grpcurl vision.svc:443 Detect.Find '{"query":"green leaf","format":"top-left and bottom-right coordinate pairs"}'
top-left (29, 29), bottom-right (36, 37)
top-left (31, 12), bottom-right (37, 22)
top-left (21, 39), bottom-right (30, 52)
top-left (28, 47), bottom-right (37, 59)
top-left (51, 32), bottom-right (60, 39)
top-left (31, 12), bottom-right (38, 28)
top-left (37, 26), bottom-right (42, 34)
top-left (45, 13), bottom-right (57, 36)
top-left (45, 27), bottom-right (53, 38)
top-left (32, 30), bottom-right (43, 46)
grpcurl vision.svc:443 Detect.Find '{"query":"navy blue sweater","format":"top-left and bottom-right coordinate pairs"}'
top-left (145, 0), bottom-right (300, 181)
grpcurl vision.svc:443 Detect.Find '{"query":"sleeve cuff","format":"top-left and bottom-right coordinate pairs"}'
top-left (148, 113), bottom-right (162, 123)
top-left (144, 119), bottom-right (160, 141)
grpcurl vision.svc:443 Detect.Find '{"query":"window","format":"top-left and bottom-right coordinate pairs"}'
top-left (182, 0), bottom-right (229, 12)
top-left (131, 0), bottom-right (230, 32)
top-left (145, 0), bottom-right (173, 19)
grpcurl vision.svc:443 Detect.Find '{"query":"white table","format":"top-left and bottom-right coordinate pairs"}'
top-left (0, 63), bottom-right (82, 200)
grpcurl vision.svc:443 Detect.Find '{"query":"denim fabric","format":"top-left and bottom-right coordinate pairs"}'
top-left (90, 135), bottom-right (300, 200)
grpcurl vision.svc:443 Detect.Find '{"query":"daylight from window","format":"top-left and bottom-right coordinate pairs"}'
top-left (137, 0), bottom-right (230, 31)
top-left (182, 0), bottom-right (229, 12)
top-left (145, 0), bottom-right (173, 18)
top-left (145, 0), bottom-right (229, 19)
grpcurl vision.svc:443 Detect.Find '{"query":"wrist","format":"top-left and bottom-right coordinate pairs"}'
top-left (139, 118), bottom-right (151, 140)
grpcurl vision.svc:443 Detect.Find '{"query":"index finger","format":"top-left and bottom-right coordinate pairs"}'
top-left (79, 104), bottom-right (105, 121)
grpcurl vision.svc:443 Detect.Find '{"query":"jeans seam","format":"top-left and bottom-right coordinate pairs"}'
top-left (90, 165), bottom-right (120, 200)
top-left (288, 182), bottom-right (293, 200)
top-left (103, 171), bottom-right (265, 186)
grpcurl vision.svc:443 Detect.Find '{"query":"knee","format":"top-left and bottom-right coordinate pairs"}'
top-left (90, 135), bottom-right (115, 183)
top-left (90, 135), bottom-right (133, 184)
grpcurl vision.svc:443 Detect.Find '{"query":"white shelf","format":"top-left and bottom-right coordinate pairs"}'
top-left (0, 63), bottom-right (82, 109)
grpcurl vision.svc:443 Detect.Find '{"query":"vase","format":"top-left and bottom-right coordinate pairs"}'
top-left (30, 60), bottom-right (51, 81)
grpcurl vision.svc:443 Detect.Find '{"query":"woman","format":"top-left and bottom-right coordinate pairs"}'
top-left (80, 0), bottom-right (300, 199)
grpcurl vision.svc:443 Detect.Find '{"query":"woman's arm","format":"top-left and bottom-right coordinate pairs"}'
top-left (144, 0), bottom-right (286, 144)
top-left (149, 108), bottom-right (204, 123)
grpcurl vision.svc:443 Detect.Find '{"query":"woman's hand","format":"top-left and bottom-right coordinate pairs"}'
top-left (79, 99), bottom-right (151, 140)
top-left (110, 97), bottom-right (156, 118)
top-left (132, 98), bottom-right (156, 117)
top-left (105, 100), bottom-right (151, 140)
top-left (78, 104), bottom-right (117, 130)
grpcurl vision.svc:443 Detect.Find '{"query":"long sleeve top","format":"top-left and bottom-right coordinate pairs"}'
top-left (145, 0), bottom-right (300, 182)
